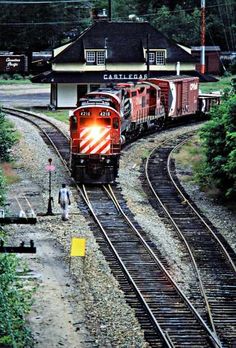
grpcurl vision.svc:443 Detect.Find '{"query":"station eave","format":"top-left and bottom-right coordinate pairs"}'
top-left (31, 70), bottom-right (218, 84)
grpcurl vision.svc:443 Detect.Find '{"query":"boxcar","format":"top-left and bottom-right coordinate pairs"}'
top-left (148, 76), bottom-right (199, 118)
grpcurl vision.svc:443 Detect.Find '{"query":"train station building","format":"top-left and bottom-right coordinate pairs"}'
top-left (32, 20), bottom-right (199, 108)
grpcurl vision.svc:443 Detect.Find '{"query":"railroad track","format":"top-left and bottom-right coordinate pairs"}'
top-left (144, 132), bottom-right (236, 347)
top-left (79, 183), bottom-right (223, 347)
top-left (3, 107), bottom-right (70, 166)
top-left (4, 107), bottom-right (226, 347)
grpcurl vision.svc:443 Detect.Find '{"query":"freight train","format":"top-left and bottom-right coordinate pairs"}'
top-left (69, 75), bottom-right (220, 184)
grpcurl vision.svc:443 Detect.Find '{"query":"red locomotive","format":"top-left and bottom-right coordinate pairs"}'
top-left (69, 75), bottom-right (218, 184)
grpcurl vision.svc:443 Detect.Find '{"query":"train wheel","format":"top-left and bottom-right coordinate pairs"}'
top-left (156, 118), bottom-right (165, 130)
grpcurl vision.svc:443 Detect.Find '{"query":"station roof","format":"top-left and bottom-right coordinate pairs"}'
top-left (52, 21), bottom-right (196, 64)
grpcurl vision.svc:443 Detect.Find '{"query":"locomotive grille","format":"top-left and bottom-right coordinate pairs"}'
top-left (79, 126), bottom-right (111, 155)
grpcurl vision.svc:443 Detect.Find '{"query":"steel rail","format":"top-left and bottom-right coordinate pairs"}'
top-left (3, 107), bottom-right (69, 139)
top-left (168, 137), bottom-right (236, 274)
top-left (104, 184), bottom-right (222, 348)
top-left (5, 108), bottom-right (223, 346)
top-left (4, 107), bottom-right (70, 170)
top-left (81, 184), bottom-right (174, 348)
top-left (145, 135), bottom-right (221, 341)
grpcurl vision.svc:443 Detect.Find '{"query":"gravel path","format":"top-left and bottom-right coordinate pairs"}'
top-left (4, 113), bottom-right (236, 347)
top-left (4, 115), bottom-right (149, 348)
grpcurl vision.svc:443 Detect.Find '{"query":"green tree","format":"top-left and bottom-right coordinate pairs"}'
top-left (199, 94), bottom-right (236, 200)
top-left (150, 5), bottom-right (200, 46)
top-left (0, 2), bottom-right (83, 51)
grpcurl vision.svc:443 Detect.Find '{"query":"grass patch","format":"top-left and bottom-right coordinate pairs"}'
top-left (32, 108), bottom-right (70, 124)
top-left (174, 135), bottom-right (204, 177)
top-left (0, 162), bottom-right (19, 185)
top-left (174, 135), bottom-right (236, 208)
top-left (0, 79), bottom-right (32, 85)
top-left (200, 74), bottom-right (235, 93)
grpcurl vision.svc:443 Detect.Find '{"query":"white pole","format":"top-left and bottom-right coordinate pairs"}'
top-left (201, 0), bottom-right (206, 74)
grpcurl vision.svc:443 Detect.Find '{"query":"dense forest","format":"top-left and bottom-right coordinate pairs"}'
top-left (0, 0), bottom-right (235, 53)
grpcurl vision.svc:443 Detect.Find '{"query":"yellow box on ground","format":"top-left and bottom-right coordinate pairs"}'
top-left (70, 238), bottom-right (86, 257)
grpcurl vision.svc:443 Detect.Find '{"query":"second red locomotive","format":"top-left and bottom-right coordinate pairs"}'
top-left (69, 75), bottom-right (215, 184)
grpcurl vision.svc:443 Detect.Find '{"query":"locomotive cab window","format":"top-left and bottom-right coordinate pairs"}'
top-left (70, 116), bottom-right (77, 130)
top-left (113, 117), bottom-right (119, 129)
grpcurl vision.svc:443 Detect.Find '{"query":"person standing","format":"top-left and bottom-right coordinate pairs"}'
top-left (58, 184), bottom-right (71, 221)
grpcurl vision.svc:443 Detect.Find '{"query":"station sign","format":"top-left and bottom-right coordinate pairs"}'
top-left (0, 55), bottom-right (28, 73)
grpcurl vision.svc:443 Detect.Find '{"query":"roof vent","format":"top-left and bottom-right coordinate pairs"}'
top-left (91, 8), bottom-right (108, 21)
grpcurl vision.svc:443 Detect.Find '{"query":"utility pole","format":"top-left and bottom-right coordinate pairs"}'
top-left (146, 34), bottom-right (150, 78)
top-left (200, 0), bottom-right (206, 74)
top-left (108, 0), bottom-right (111, 21)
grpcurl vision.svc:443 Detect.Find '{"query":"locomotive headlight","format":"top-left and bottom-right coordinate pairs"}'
top-left (90, 126), bottom-right (101, 139)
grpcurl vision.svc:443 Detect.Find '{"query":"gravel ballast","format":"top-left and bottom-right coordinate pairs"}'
top-left (5, 115), bottom-right (149, 348)
top-left (4, 113), bottom-right (236, 347)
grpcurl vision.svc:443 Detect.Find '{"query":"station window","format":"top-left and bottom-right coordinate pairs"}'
top-left (86, 50), bottom-right (105, 65)
top-left (148, 50), bottom-right (166, 65)
top-left (97, 51), bottom-right (105, 65)
top-left (156, 51), bottom-right (166, 65)
top-left (148, 52), bottom-right (156, 64)
top-left (90, 84), bottom-right (100, 92)
top-left (86, 51), bottom-right (95, 64)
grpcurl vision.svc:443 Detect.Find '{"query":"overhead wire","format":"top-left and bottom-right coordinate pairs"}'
top-left (216, 0), bottom-right (232, 51)
top-left (0, 20), bottom-right (89, 25)
top-left (208, 27), bottom-right (227, 71)
top-left (0, 0), bottom-right (234, 53)
top-left (0, 0), bottom-right (90, 3)
top-left (224, 0), bottom-right (235, 50)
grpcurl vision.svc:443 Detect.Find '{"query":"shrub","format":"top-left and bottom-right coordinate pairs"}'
top-left (199, 94), bottom-right (236, 200)
top-left (0, 254), bottom-right (33, 347)
top-left (12, 73), bottom-right (22, 80)
top-left (0, 74), bottom-right (10, 81)
top-left (0, 169), bottom-right (5, 206)
top-left (0, 108), bottom-right (18, 161)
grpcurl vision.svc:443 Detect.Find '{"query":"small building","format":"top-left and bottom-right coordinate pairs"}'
top-left (33, 21), bottom-right (199, 108)
top-left (191, 46), bottom-right (221, 75)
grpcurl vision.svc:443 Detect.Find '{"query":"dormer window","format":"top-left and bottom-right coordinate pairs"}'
top-left (86, 50), bottom-right (105, 65)
top-left (147, 50), bottom-right (166, 65)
